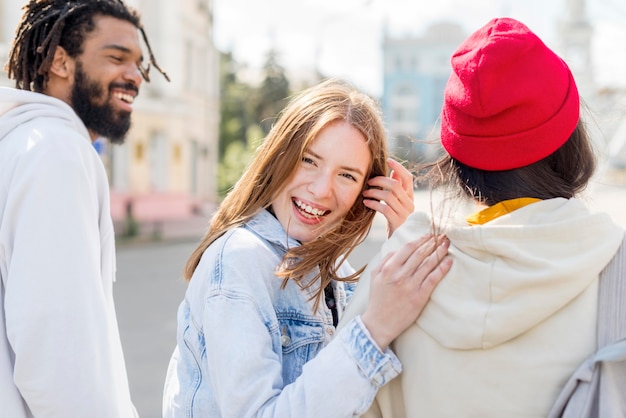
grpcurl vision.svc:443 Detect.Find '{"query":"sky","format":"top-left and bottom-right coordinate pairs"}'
top-left (212, 0), bottom-right (626, 97)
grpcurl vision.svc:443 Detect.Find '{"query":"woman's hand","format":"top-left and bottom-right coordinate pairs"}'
top-left (360, 235), bottom-right (452, 351)
top-left (363, 159), bottom-right (414, 238)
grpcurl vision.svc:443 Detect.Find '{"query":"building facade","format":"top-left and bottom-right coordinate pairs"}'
top-left (559, 0), bottom-right (594, 100)
top-left (557, 0), bottom-right (626, 169)
top-left (380, 0), bottom-right (626, 170)
top-left (0, 0), bottom-right (220, 228)
top-left (381, 22), bottom-right (466, 163)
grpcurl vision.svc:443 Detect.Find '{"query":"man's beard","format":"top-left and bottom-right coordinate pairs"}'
top-left (71, 62), bottom-right (135, 144)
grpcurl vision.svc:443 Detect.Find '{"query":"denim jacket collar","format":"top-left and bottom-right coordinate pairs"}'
top-left (246, 208), bottom-right (302, 254)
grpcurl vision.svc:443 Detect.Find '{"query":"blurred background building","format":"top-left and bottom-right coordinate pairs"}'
top-left (381, 21), bottom-right (466, 163)
top-left (380, 0), bottom-right (626, 169)
top-left (0, 0), bottom-right (220, 235)
top-left (107, 0), bottom-right (219, 230)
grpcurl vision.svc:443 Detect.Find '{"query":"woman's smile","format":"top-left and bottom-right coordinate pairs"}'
top-left (270, 120), bottom-right (371, 243)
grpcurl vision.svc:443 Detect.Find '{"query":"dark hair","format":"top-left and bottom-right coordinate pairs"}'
top-left (5, 0), bottom-right (169, 92)
top-left (422, 120), bottom-right (596, 206)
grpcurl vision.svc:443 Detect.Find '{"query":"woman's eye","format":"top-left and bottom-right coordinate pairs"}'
top-left (109, 56), bottom-right (123, 63)
top-left (302, 157), bottom-right (315, 165)
top-left (341, 173), bottom-right (357, 182)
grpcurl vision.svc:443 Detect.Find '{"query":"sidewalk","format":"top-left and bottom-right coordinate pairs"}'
top-left (114, 213), bottom-right (210, 245)
top-left (112, 191), bottom-right (214, 245)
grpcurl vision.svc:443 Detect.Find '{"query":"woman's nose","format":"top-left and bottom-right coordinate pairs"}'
top-left (308, 173), bottom-right (333, 198)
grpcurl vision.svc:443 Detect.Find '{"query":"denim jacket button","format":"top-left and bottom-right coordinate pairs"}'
top-left (281, 334), bottom-right (291, 347)
top-left (325, 327), bottom-right (334, 336)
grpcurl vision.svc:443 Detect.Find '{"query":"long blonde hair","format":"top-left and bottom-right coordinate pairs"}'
top-left (184, 79), bottom-right (389, 308)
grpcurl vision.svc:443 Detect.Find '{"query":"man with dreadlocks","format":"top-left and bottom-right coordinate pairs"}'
top-left (0, 0), bottom-right (168, 416)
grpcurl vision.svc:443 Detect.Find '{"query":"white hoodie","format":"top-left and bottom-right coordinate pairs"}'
top-left (0, 87), bottom-right (136, 417)
top-left (341, 197), bottom-right (624, 417)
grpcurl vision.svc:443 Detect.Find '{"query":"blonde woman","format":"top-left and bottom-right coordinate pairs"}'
top-left (163, 79), bottom-right (452, 417)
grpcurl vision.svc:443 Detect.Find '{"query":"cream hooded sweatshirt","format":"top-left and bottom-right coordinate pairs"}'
top-left (0, 87), bottom-right (136, 417)
top-left (341, 197), bottom-right (623, 418)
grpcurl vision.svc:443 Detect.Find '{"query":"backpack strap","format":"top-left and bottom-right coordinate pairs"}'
top-left (548, 232), bottom-right (626, 418)
top-left (597, 231), bottom-right (626, 348)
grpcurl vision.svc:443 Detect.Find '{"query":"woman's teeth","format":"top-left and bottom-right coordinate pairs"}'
top-left (294, 200), bottom-right (327, 218)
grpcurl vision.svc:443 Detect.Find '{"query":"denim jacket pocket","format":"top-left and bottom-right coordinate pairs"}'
top-left (277, 315), bottom-right (325, 385)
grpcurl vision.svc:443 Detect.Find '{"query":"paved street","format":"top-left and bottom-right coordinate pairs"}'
top-left (115, 174), bottom-right (626, 417)
top-left (114, 241), bottom-right (193, 418)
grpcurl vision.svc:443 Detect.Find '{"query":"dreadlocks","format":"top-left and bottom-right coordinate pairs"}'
top-left (5, 0), bottom-right (169, 92)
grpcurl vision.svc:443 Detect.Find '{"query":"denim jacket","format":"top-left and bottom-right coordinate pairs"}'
top-left (163, 209), bottom-right (401, 417)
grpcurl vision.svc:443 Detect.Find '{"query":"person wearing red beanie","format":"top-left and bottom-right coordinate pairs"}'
top-left (339, 17), bottom-right (625, 417)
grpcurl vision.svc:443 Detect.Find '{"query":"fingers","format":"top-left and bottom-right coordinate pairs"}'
top-left (420, 252), bottom-right (453, 296)
top-left (387, 159), bottom-right (414, 198)
top-left (375, 235), bottom-right (433, 281)
top-left (363, 159), bottom-right (415, 237)
top-left (375, 235), bottom-right (449, 289)
top-left (364, 166), bottom-right (414, 204)
top-left (391, 235), bottom-right (449, 286)
top-left (362, 234), bottom-right (452, 350)
top-left (410, 238), bottom-right (452, 301)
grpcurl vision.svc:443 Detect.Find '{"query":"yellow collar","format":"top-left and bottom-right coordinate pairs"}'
top-left (466, 198), bottom-right (541, 225)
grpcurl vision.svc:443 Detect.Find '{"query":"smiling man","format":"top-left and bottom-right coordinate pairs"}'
top-left (0, 1), bottom-right (168, 417)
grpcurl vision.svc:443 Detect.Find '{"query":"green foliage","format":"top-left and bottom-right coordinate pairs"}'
top-left (218, 52), bottom-right (256, 160)
top-left (217, 49), bottom-right (293, 199)
top-left (254, 50), bottom-right (291, 135)
top-left (217, 141), bottom-right (250, 197)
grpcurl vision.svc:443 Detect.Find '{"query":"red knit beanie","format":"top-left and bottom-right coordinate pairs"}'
top-left (440, 18), bottom-right (580, 171)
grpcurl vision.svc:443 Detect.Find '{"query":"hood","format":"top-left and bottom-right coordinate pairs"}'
top-left (0, 87), bottom-right (90, 142)
top-left (385, 197), bottom-right (624, 350)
